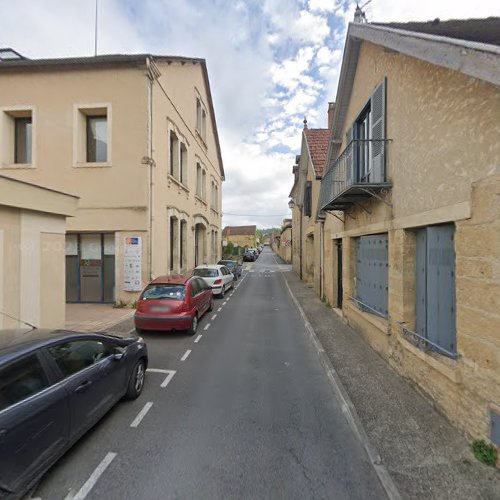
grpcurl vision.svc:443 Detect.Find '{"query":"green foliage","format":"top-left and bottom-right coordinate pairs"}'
top-left (113, 300), bottom-right (128, 309)
top-left (131, 300), bottom-right (137, 309)
top-left (223, 241), bottom-right (234, 258)
top-left (471, 439), bottom-right (498, 466)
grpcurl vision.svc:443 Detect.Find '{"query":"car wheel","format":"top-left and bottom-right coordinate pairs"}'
top-left (125, 359), bottom-right (146, 400)
top-left (220, 285), bottom-right (225, 298)
top-left (187, 314), bottom-right (198, 335)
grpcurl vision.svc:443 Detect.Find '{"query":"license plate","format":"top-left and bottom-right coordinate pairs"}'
top-left (150, 305), bottom-right (170, 312)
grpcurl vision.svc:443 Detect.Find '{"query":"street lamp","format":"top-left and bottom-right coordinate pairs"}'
top-left (288, 199), bottom-right (295, 209)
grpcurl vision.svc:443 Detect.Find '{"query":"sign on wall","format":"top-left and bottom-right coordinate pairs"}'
top-left (124, 236), bottom-right (142, 292)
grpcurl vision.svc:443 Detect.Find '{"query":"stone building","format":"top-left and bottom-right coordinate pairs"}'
top-left (222, 225), bottom-right (256, 253)
top-left (293, 18), bottom-right (500, 446)
top-left (289, 108), bottom-right (333, 291)
top-left (0, 50), bottom-right (224, 305)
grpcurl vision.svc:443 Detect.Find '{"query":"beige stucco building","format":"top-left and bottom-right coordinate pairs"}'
top-left (274, 219), bottom-right (292, 264)
top-left (0, 51), bottom-right (224, 305)
top-left (291, 19), bottom-right (500, 447)
top-left (0, 175), bottom-right (78, 329)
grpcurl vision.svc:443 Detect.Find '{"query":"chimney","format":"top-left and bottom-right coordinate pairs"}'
top-left (328, 102), bottom-right (335, 130)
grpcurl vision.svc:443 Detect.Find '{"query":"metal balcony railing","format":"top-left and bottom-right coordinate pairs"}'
top-left (319, 139), bottom-right (391, 212)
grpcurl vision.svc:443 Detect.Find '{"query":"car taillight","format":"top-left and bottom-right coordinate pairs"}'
top-left (181, 299), bottom-right (190, 312)
top-left (214, 279), bottom-right (222, 285)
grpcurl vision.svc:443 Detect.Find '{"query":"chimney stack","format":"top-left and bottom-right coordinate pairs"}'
top-left (328, 102), bottom-right (335, 130)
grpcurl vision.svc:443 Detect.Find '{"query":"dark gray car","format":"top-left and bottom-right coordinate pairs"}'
top-left (217, 259), bottom-right (242, 279)
top-left (0, 329), bottom-right (148, 499)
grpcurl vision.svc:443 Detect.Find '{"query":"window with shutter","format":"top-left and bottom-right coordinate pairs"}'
top-left (369, 78), bottom-right (386, 183)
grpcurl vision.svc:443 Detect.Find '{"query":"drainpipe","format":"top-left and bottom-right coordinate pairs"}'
top-left (299, 206), bottom-right (303, 280)
top-left (320, 220), bottom-right (324, 300)
top-left (146, 58), bottom-right (155, 281)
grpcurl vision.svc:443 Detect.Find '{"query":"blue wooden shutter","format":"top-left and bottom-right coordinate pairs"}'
top-left (415, 228), bottom-right (427, 338)
top-left (370, 78), bottom-right (386, 183)
top-left (426, 225), bottom-right (456, 353)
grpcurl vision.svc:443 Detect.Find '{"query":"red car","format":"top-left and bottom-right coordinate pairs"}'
top-left (134, 275), bottom-right (213, 335)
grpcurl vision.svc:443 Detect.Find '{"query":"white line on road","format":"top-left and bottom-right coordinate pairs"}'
top-left (217, 307), bottom-right (222, 312)
top-left (211, 314), bottom-right (217, 320)
top-left (72, 452), bottom-right (117, 500)
top-left (130, 402), bottom-right (154, 428)
top-left (204, 323), bottom-right (211, 331)
top-left (223, 301), bottom-right (227, 305)
top-left (181, 349), bottom-right (192, 361)
top-left (146, 368), bottom-right (176, 388)
top-left (194, 334), bottom-right (202, 343)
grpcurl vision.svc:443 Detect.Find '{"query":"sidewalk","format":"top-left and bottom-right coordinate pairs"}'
top-left (65, 304), bottom-right (134, 333)
top-left (282, 270), bottom-right (500, 500)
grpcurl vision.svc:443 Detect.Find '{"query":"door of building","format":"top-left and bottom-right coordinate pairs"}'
top-left (336, 239), bottom-right (343, 309)
top-left (65, 233), bottom-right (115, 303)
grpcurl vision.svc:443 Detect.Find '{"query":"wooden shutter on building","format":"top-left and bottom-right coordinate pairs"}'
top-left (370, 78), bottom-right (386, 183)
top-left (304, 181), bottom-right (312, 217)
top-left (415, 224), bottom-right (456, 355)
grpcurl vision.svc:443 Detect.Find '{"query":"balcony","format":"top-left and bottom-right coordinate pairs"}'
top-left (319, 139), bottom-right (391, 212)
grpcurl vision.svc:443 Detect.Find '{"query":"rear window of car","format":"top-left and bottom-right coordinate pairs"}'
top-left (141, 284), bottom-right (186, 300)
top-left (193, 268), bottom-right (218, 278)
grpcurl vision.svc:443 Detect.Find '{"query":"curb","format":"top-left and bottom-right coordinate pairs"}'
top-left (280, 269), bottom-right (402, 500)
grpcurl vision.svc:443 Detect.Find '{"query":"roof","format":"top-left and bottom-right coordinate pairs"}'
top-left (303, 128), bottom-right (330, 178)
top-left (328, 18), bottom-right (500, 154)
top-left (374, 17), bottom-right (500, 47)
top-left (222, 225), bottom-right (256, 236)
top-left (150, 275), bottom-right (191, 285)
top-left (0, 52), bottom-right (225, 180)
top-left (194, 264), bottom-right (225, 269)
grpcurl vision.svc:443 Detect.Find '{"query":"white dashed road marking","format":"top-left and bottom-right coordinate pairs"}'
top-left (211, 314), bottom-right (217, 320)
top-left (204, 323), bottom-right (211, 331)
top-left (180, 349), bottom-right (192, 361)
top-left (146, 368), bottom-right (176, 388)
top-left (217, 307), bottom-right (222, 312)
top-left (130, 402), bottom-right (153, 428)
top-left (194, 335), bottom-right (202, 343)
top-left (72, 452), bottom-right (117, 500)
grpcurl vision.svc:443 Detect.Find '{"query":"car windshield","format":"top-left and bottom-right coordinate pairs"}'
top-left (219, 261), bottom-right (235, 268)
top-left (193, 268), bottom-right (218, 278)
top-left (141, 284), bottom-right (186, 301)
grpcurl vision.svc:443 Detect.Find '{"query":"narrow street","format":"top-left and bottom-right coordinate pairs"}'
top-left (34, 248), bottom-right (387, 500)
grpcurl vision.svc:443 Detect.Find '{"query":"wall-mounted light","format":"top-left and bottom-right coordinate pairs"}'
top-left (288, 199), bottom-right (295, 209)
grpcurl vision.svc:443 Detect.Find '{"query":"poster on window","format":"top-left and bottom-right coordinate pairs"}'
top-left (124, 236), bottom-right (142, 292)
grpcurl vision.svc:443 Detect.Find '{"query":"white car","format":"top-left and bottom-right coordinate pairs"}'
top-left (192, 264), bottom-right (234, 298)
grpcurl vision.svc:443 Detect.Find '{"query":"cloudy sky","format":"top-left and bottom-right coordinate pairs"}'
top-left (1, 0), bottom-right (499, 228)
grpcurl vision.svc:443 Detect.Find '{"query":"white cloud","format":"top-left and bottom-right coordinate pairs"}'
top-left (309, 0), bottom-right (339, 13)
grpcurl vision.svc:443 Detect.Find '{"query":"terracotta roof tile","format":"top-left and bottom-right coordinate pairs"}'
top-left (304, 128), bottom-right (330, 178)
top-left (222, 225), bottom-right (256, 236)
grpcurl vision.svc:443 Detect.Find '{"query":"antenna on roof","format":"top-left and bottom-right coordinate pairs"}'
top-left (94, 0), bottom-right (99, 56)
top-left (354, 0), bottom-right (372, 23)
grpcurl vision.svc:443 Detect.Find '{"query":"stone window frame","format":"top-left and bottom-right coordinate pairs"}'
top-left (73, 102), bottom-right (112, 168)
top-left (195, 89), bottom-right (207, 145)
top-left (167, 119), bottom-right (189, 189)
top-left (0, 105), bottom-right (36, 169)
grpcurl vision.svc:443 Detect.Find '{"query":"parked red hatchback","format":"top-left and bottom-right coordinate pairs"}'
top-left (134, 275), bottom-right (213, 335)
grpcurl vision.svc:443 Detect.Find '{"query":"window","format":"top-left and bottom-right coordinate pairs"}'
top-left (0, 355), bottom-right (49, 411)
top-left (196, 163), bottom-right (202, 197)
top-left (415, 224), bottom-right (456, 356)
top-left (355, 234), bottom-right (388, 317)
top-left (86, 116), bottom-right (107, 162)
top-left (304, 181), bottom-right (312, 217)
top-left (15, 117), bottom-right (32, 164)
top-left (180, 220), bottom-right (187, 269)
top-left (190, 279), bottom-right (201, 296)
top-left (193, 268), bottom-right (218, 278)
top-left (48, 340), bottom-right (113, 377)
top-left (180, 143), bottom-right (187, 184)
top-left (355, 106), bottom-right (371, 182)
top-left (141, 284), bottom-right (186, 300)
top-left (1, 108), bottom-right (34, 166)
top-left (169, 131), bottom-right (179, 178)
top-left (202, 170), bottom-right (207, 200)
top-left (169, 216), bottom-right (178, 271)
top-left (74, 104), bottom-right (110, 167)
top-left (196, 97), bottom-right (207, 142)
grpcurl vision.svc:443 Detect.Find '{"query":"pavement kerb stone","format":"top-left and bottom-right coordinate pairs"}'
top-left (280, 270), bottom-right (402, 500)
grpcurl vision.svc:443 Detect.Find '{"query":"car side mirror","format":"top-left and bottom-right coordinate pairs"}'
top-left (113, 347), bottom-right (126, 361)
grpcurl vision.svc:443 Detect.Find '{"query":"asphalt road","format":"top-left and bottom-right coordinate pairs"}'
top-left (34, 248), bottom-right (387, 500)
